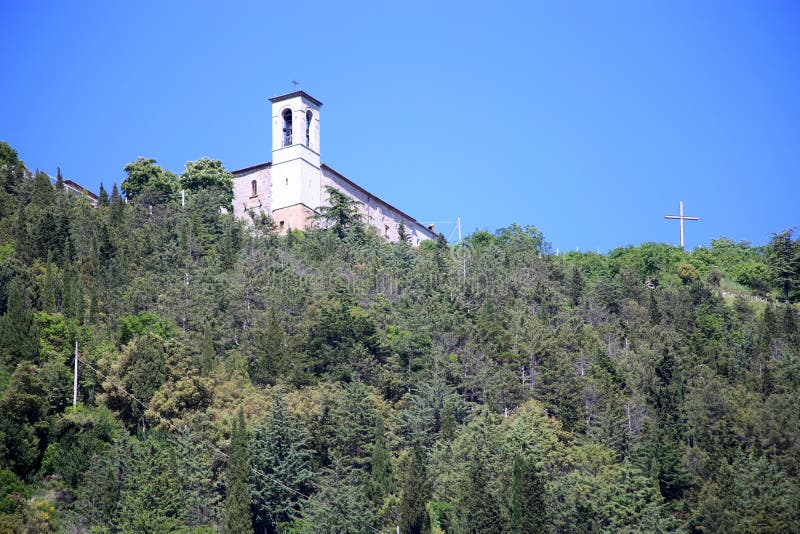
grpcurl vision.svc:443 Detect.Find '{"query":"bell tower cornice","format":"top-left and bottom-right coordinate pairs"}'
top-left (269, 90), bottom-right (323, 107)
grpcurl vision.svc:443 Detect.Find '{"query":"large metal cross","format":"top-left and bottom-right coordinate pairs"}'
top-left (664, 201), bottom-right (699, 249)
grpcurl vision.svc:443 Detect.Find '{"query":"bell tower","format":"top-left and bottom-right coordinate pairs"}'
top-left (269, 91), bottom-right (323, 229)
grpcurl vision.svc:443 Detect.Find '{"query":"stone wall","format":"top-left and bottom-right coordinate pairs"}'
top-left (232, 166), bottom-right (271, 220)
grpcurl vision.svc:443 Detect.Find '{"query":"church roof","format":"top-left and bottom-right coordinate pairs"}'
top-left (269, 91), bottom-right (323, 107)
top-left (63, 179), bottom-right (99, 201)
top-left (320, 164), bottom-right (435, 238)
top-left (230, 161), bottom-right (271, 174)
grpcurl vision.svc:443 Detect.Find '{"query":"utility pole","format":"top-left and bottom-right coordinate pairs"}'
top-left (181, 189), bottom-right (185, 207)
top-left (458, 216), bottom-right (466, 279)
top-left (664, 201), bottom-right (699, 249)
top-left (73, 340), bottom-right (78, 407)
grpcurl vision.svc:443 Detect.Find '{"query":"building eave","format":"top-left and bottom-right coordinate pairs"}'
top-left (230, 162), bottom-right (271, 175)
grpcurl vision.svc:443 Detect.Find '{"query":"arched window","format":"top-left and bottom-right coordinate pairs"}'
top-left (306, 110), bottom-right (313, 146)
top-left (251, 180), bottom-right (257, 197)
top-left (282, 108), bottom-right (293, 146)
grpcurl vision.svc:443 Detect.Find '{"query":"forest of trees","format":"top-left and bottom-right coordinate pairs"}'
top-left (0, 140), bottom-right (799, 533)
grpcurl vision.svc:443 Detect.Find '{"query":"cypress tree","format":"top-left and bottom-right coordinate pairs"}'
top-left (31, 170), bottom-right (54, 208)
top-left (569, 264), bottom-right (584, 306)
top-left (649, 291), bottom-right (661, 325)
top-left (439, 402), bottom-right (457, 441)
top-left (12, 205), bottom-right (29, 263)
top-left (110, 183), bottom-right (125, 226)
top-left (397, 220), bottom-right (411, 244)
top-left (98, 182), bottom-right (109, 205)
top-left (367, 416), bottom-right (393, 506)
top-left (399, 446), bottom-right (431, 534)
top-left (224, 408), bottom-right (252, 534)
top-left (0, 278), bottom-right (40, 366)
top-left (510, 454), bottom-right (547, 533)
top-left (55, 167), bottom-right (64, 189)
top-left (41, 251), bottom-right (59, 313)
top-left (456, 446), bottom-right (503, 533)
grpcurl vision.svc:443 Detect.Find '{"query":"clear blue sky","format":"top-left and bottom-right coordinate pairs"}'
top-left (2, 1), bottom-right (798, 251)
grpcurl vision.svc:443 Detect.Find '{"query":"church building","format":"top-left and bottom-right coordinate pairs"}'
top-left (231, 91), bottom-right (435, 245)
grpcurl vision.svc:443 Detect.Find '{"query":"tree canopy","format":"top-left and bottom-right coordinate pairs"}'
top-left (0, 141), bottom-right (798, 532)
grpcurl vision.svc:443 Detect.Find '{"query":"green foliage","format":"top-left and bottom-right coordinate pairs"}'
top-left (0, 362), bottom-right (49, 479)
top-left (732, 260), bottom-right (771, 292)
top-left (0, 142), bottom-right (20, 167)
top-left (40, 405), bottom-right (118, 487)
top-left (676, 261), bottom-right (700, 284)
top-left (100, 333), bottom-right (170, 429)
top-left (0, 469), bottom-right (26, 514)
top-left (121, 157), bottom-right (178, 201)
top-left (180, 157), bottom-right (234, 207)
top-left (117, 311), bottom-right (175, 346)
top-left (74, 431), bottom-right (133, 530)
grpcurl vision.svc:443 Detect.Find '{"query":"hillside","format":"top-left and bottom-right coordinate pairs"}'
top-left (0, 141), bottom-right (799, 533)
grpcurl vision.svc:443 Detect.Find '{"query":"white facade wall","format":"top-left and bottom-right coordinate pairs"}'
top-left (270, 158), bottom-right (321, 214)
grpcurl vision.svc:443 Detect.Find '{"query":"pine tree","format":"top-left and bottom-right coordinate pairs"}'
top-left (453, 419), bottom-right (503, 534)
top-left (249, 392), bottom-right (314, 533)
top-left (0, 278), bottom-right (40, 366)
top-left (766, 229), bottom-right (799, 300)
top-left (119, 437), bottom-right (186, 533)
top-left (224, 408), bottom-right (252, 534)
top-left (297, 456), bottom-right (374, 532)
top-left (76, 431), bottom-right (132, 529)
top-left (313, 185), bottom-right (363, 238)
top-left (176, 431), bottom-right (219, 528)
